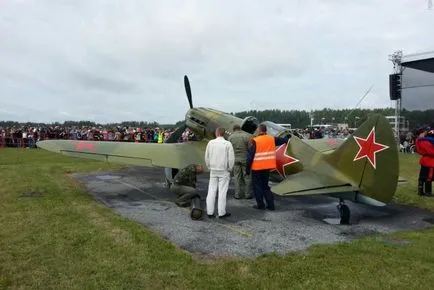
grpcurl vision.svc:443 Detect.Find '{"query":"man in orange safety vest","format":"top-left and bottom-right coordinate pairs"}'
top-left (246, 124), bottom-right (290, 210)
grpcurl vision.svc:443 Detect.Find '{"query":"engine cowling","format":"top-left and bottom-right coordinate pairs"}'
top-left (185, 109), bottom-right (207, 139)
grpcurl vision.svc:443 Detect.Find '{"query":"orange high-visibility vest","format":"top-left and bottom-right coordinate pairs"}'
top-left (251, 135), bottom-right (276, 170)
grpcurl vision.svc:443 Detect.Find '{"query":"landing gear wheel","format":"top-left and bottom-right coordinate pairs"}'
top-left (337, 201), bottom-right (350, 225)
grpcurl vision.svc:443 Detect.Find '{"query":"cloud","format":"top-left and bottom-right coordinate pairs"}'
top-left (0, 0), bottom-right (434, 123)
top-left (68, 69), bottom-right (139, 94)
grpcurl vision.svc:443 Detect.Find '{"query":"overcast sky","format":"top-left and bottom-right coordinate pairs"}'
top-left (1, 0), bottom-right (434, 123)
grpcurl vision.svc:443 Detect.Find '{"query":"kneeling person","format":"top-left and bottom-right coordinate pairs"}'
top-left (170, 164), bottom-right (203, 207)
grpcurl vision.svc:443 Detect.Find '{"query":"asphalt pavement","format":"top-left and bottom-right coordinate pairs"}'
top-left (73, 166), bottom-right (434, 258)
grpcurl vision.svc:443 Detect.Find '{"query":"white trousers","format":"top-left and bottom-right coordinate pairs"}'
top-left (206, 170), bottom-right (230, 216)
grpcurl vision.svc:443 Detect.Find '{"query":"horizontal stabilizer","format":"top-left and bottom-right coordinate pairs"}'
top-left (303, 138), bottom-right (346, 153)
top-left (271, 170), bottom-right (359, 196)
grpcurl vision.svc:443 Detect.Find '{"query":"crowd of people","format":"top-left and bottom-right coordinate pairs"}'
top-left (0, 123), bottom-right (355, 148)
top-left (0, 125), bottom-right (198, 147)
top-left (292, 127), bottom-right (352, 140)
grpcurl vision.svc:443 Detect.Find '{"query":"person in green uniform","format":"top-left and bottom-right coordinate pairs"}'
top-left (228, 124), bottom-right (253, 199)
top-left (170, 164), bottom-right (204, 207)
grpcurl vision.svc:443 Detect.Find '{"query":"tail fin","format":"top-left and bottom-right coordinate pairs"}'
top-left (325, 114), bottom-right (399, 203)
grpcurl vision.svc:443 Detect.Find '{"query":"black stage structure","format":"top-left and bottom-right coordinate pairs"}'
top-left (389, 50), bottom-right (434, 143)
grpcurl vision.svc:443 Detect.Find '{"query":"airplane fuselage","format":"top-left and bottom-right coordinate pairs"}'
top-left (184, 107), bottom-right (301, 180)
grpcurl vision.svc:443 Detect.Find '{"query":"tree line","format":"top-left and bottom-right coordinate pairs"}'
top-left (234, 108), bottom-right (434, 129)
top-left (1, 108), bottom-right (433, 130)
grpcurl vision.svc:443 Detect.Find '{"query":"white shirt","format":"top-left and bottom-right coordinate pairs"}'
top-left (205, 136), bottom-right (235, 172)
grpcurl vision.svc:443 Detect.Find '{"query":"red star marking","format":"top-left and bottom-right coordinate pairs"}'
top-left (274, 143), bottom-right (299, 177)
top-left (75, 141), bottom-right (95, 151)
top-left (326, 138), bottom-right (338, 147)
top-left (353, 127), bottom-right (389, 169)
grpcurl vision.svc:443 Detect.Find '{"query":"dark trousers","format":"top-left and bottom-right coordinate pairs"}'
top-left (418, 165), bottom-right (433, 194)
top-left (252, 170), bottom-right (275, 209)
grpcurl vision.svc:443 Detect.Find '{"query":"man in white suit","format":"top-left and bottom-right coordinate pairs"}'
top-left (205, 127), bottom-right (235, 218)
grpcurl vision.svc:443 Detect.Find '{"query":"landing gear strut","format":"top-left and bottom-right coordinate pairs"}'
top-left (337, 198), bottom-right (350, 225)
top-left (164, 178), bottom-right (172, 189)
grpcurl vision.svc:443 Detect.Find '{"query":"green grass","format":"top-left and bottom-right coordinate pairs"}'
top-left (1, 148), bottom-right (434, 289)
top-left (394, 153), bottom-right (434, 210)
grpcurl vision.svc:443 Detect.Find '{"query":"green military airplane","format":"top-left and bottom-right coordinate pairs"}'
top-left (37, 75), bottom-right (399, 224)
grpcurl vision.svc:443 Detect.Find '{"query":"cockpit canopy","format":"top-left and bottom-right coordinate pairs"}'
top-left (240, 117), bottom-right (291, 138)
top-left (261, 121), bottom-right (292, 139)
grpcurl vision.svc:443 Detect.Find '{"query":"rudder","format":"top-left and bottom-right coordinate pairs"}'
top-left (325, 114), bottom-right (399, 203)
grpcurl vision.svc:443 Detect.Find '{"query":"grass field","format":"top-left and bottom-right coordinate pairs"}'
top-left (1, 148), bottom-right (434, 289)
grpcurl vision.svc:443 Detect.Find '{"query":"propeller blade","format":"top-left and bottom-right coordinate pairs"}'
top-left (184, 75), bottom-right (193, 109)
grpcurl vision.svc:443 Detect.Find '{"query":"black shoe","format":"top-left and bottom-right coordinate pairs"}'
top-left (252, 205), bottom-right (265, 210)
top-left (208, 214), bottom-right (215, 218)
top-left (219, 213), bottom-right (231, 218)
top-left (245, 196), bottom-right (253, 199)
top-left (425, 182), bottom-right (432, 194)
top-left (266, 206), bottom-right (275, 211)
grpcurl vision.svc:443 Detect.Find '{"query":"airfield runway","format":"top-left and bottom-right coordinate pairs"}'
top-left (73, 167), bottom-right (434, 258)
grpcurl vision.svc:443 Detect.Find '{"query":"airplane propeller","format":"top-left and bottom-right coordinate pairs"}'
top-left (165, 75), bottom-right (192, 143)
top-left (184, 75), bottom-right (193, 109)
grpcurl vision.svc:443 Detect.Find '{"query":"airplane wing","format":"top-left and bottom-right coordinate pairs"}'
top-left (36, 140), bottom-right (207, 169)
top-left (271, 170), bottom-right (359, 196)
top-left (303, 138), bottom-right (346, 152)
